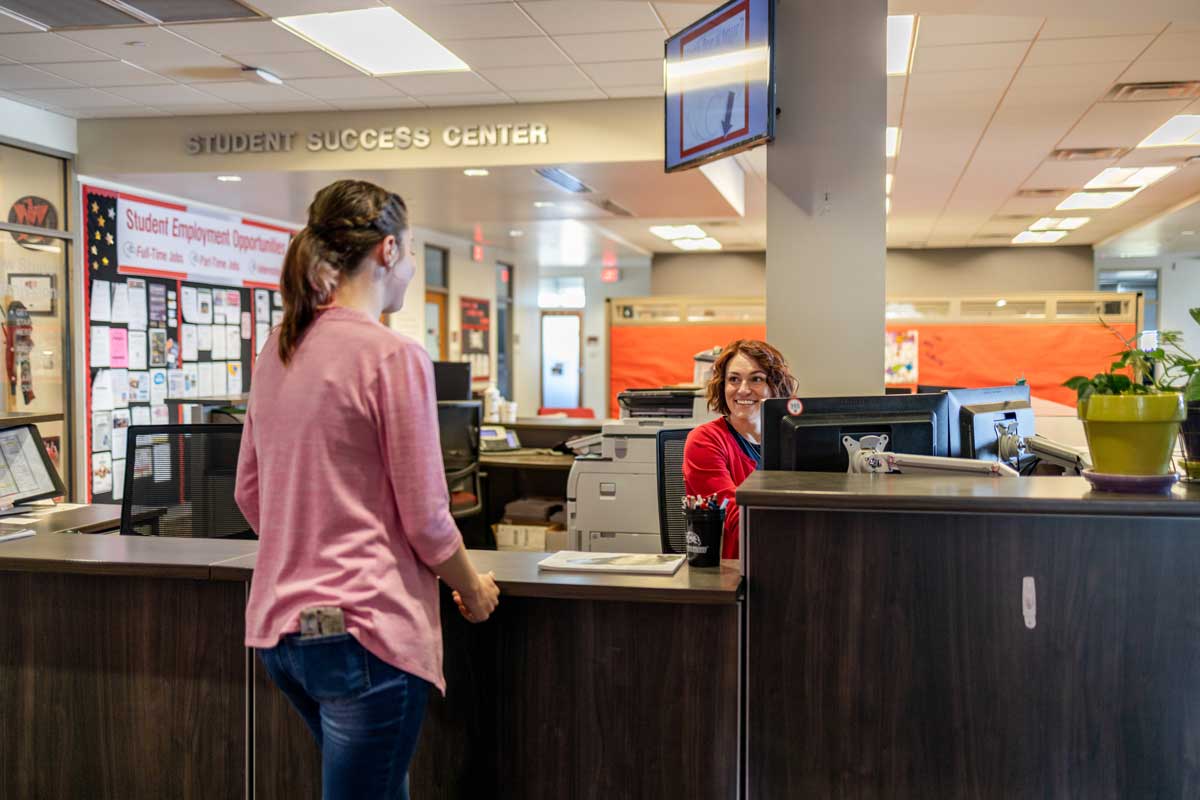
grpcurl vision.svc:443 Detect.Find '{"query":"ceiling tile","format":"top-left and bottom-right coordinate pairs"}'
top-left (1118, 57), bottom-right (1200, 84)
top-left (289, 76), bottom-right (404, 98)
top-left (1137, 33), bottom-right (1200, 62)
top-left (903, 88), bottom-right (1004, 112)
top-left (36, 60), bottom-right (171, 87)
top-left (913, 41), bottom-right (1028, 73)
top-left (220, 50), bottom-right (361, 80)
top-left (1058, 99), bottom-right (1193, 149)
top-left (1024, 35), bottom-right (1155, 67)
top-left (603, 84), bottom-right (660, 98)
top-left (520, 1), bottom-right (661, 35)
top-left (58, 27), bottom-right (233, 73)
top-left (14, 87), bottom-right (138, 109)
top-left (249, 101), bottom-right (339, 113)
top-left (907, 67), bottom-right (1015, 95)
top-left (0, 64), bottom-right (79, 90)
top-left (653, 3), bottom-right (707, 34)
top-left (152, 101), bottom-right (247, 115)
top-left (580, 59), bottom-right (661, 88)
top-left (1001, 84), bottom-right (1101, 110)
top-left (1009, 61), bottom-right (1128, 91)
top-left (385, 2), bottom-right (542, 39)
top-left (0, 33), bottom-right (113, 64)
top-left (420, 92), bottom-right (514, 107)
top-left (248, 0), bottom-right (391, 14)
top-left (330, 96), bottom-right (425, 110)
top-left (1023, 159), bottom-right (1117, 189)
top-left (440, 36), bottom-right (569, 69)
top-left (554, 30), bottom-right (665, 63)
top-left (382, 71), bottom-right (495, 94)
top-left (102, 83), bottom-right (224, 106)
top-left (916, 15), bottom-right (1043, 47)
top-left (0, 13), bottom-right (41, 34)
top-left (506, 87), bottom-right (606, 102)
top-left (168, 21), bottom-right (310, 54)
top-left (1039, 19), bottom-right (1169, 39)
top-left (74, 107), bottom-right (170, 119)
top-left (480, 63), bottom-right (593, 91)
top-left (190, 80), bottom-right (310, 103)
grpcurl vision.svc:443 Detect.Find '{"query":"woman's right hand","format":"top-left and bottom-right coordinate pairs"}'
top-left (453, 571), bottom-right (500, 623)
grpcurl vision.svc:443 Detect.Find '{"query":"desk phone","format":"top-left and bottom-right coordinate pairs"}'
top-left (480, 425), bottom-right (522, 452)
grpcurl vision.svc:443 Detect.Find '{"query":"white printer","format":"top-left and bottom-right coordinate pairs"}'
top-left (566, 389), bottom-right (713, 553)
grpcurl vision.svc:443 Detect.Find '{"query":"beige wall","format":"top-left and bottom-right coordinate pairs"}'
top-left (651, 246), bottom-right (1096, 297)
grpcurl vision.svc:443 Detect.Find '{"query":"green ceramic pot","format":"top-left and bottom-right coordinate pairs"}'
top-left (1078, 393), bottom-right (1186, 476)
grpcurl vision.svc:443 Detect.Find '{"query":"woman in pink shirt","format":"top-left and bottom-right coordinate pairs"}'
top-left (236, 179), bottom-right (499, 800)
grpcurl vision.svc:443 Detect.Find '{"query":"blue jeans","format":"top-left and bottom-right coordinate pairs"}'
top-left (258, 633), bottom-right (429, 800)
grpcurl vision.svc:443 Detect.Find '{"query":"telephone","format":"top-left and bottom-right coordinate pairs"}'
top-left (480, 425), bottom-right (521, 452)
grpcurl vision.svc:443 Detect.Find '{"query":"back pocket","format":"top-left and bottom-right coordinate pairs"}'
top-left (295, 633), bottom-right (370, 701)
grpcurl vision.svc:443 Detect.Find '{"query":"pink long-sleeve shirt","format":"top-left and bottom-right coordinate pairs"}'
top-left (236, 307), bottom-right (463, 693)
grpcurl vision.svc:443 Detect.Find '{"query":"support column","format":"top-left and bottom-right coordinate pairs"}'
top-left (766, 0), bottom-right (887, 395)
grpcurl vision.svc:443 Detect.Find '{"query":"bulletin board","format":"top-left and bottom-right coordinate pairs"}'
top-left (459, 295), bottom-right (490, 381)
top-left (82, 183), bottom-right (293, 503)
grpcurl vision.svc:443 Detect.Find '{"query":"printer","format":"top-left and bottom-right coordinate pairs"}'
top-left (566, 389), bottom-right (713, 553)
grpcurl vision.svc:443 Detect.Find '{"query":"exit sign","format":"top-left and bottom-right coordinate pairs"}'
top-left (472, 244), bottom-right (483, 262)
top-left (600, 267), bottom-right (621, 283)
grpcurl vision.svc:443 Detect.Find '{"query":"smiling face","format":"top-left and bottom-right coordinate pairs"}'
top-left (724, 352), bottom-right (771, 424)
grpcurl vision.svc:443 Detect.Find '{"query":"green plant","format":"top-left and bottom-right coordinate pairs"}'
top-left (1064, 309), bottom-right (1199, 402)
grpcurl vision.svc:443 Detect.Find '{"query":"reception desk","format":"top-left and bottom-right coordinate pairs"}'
top-left (738, 472), bottom-right (1200, 799)
top-left (0, 535), bottom-right (741, 799)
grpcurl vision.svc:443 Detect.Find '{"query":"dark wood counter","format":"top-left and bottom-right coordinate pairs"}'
top-left (739, 471), bottom-right (1200, 799)
top-left (0, 503), bottom-right (125, 536)
top-left (0, 531), bottom-right (257, 578)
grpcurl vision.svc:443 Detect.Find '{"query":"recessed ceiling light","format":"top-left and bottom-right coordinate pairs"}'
top-left (1137, 114), bottom-right (1200, 148)
top-left (1058, 217), bottom-right (1090, 230)
top-left (533, 201), bottom-right (555, 208)
top-left (508, 229), bottom-right (523, 237)
top-left (463, 168), bottom-right (489, 177)
top-left (885, 173), bottom-right (894, 194)
top-left (673, 237), bottom-right (722, 251)
top-left (886, 127), bottom-right (901, 158)
top-left (1013, 230), bottom-right (1068, 244)
top-left (1183, 230), bottom-right (1197, 236)
top-left (1056, 190), bottom-right (1139, 210)
top-left (275, 7), bottom-right (469, 76)
top-left (216, 175), bottom-right (242, 182)
top-left (886, 15), bottom-right (916, 76)
top-left (1030, 216), bottom-right (1090, 231)
top-left (242, 66), bottom-right (282, 85)
top-left (885, 196), bottom-right (892, 214)
top-left (1084, 166), bottom-right (1176, 190)
top-left (649, 224), bottom-right (706, 240)
top-left (995, 299), bottom-right (1007, 308)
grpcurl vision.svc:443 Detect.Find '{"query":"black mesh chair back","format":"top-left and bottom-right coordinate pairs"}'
top-left (437, 401), bottom-right (482, 519)
top-left (656, 427), bottom-right (693, 554)
top-left (120, 424), bottom-right (253, 539)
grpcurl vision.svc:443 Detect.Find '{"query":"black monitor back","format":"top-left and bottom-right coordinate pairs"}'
top-left (763, 393), bottom-right (950, 472)
top-left (437, 401), bottom-right (481, 472)
top-left (945, 385), bottom-right (1034, 461)
top-left (433, 361), bottom-right (472, 400)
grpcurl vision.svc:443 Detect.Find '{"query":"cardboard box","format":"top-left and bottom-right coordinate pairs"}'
top-left (494, 522), bottom-right (567, 552)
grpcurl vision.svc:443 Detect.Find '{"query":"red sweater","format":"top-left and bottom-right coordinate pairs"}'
top-left (683, 417), bottom-right (757, 559)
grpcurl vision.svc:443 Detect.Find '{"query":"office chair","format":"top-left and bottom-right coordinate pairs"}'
top-left (120, 424), bottom-right (254, 539)
top-left (437, 401), bottom-right (483, 520)
top-left (655, 427), bottom-right (693, 554)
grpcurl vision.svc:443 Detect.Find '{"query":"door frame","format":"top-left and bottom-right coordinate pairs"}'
top-left (424, 289), bottom-right (448, 360)
top-left (540, 310), bottom-right (584, 409)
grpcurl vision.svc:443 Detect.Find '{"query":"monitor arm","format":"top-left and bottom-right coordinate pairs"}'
top-left (845, 435), bottom-right (1020, 478)
top-left (1018, 434), bottom-right (1092, 475)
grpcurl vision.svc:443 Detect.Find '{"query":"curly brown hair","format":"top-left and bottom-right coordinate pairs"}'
top-left (705, 339), bottom-right (798, 416)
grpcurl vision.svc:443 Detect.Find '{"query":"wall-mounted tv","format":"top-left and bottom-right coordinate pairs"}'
top-left (664, 0), bottom-right (775, 173)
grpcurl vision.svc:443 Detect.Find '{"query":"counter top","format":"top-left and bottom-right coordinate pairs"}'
top-left (0, 412), bottom-right (65, 427)
top-left (0, 533), bottom-right (258, 579)
top-left (211, 549), bottom-right (741, 605)
top-left (508, 417), bottom-right (607, 431)
top-left (480, 450), bottom-right (576, 470)
top-left (738, 472), bottom-right (1200, 516)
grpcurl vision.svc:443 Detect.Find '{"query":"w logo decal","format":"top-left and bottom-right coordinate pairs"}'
top-left (7, 196), bottom-right (59, 251)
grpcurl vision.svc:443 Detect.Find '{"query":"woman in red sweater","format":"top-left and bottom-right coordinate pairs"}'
top-left (683, 339), bottom-right (798, 559)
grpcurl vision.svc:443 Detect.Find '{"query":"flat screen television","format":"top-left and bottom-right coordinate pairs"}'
top-left (664, 0), bottom-right (775, 172)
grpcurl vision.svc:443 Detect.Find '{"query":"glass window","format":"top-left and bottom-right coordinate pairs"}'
top-left (424, 244), bottom-right (448, 290)
top-left (0, 143), bottom-right (66, 231)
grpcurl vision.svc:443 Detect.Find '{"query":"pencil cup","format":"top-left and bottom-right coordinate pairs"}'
top-left (683, 507), bottom-right (725, 568)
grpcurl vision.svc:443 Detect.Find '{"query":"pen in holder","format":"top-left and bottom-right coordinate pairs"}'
top-left (682, 494), bottom-right (726, 568)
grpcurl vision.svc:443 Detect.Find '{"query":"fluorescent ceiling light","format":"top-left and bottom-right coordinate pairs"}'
top-left (885, 173), bottom-right (894, 194)
top-left (463, 168), bottom-right (489, 177)
top-left (508, 229), bottom-right (523, 237)
top-left (995, 299), bottom-right (1007, 308)
top-left (1137, 115), bottom-right (1200, 148)
top-left (1030, 216), bottom-right (1090, 231)
top-left (1084, 166), bottom-right (1176, 190)
top-left (673, 237), bottom-right (722, 251)
top-left (1056, 190), bottom-right (1139, 210)
top-left (275, 7), bottom-right (468, 76)
top-left (886, 196), bottom-right (892, 215)
top-left (886, 127), bottom-right (901, 158)
top-left (649, 224), bottom-right (707, 241)
top-left (886, 15), bottom-right (916, 76)
top-left (243, 66), bottom-right (282, 85)
top-left (533, 201), bottom-right (555, 208)
top-left (1013, 230), bottom-right (1067, 244)
top-left (216, 175), bottom-right (242, 182)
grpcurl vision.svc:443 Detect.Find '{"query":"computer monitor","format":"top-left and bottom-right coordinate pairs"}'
top-left (762, 394), bottom-right (951, 472)
top-left (0, 424), bottom-right (66, 506)
top-left (433, 361), bottom-right (471, 401)
top-left (945, 385), bottom-right (1034, 465)
top-left (436, 401), bottom-right (481, 472)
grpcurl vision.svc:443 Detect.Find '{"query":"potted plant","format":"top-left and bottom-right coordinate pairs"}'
top-left (1065, 323), bottom-right (1186, 480)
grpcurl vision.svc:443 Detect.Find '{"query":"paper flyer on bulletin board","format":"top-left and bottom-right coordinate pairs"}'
top-left (459, 296), bottom-right (491, 382)
top-left (81, 180), bottom-right (296, 503)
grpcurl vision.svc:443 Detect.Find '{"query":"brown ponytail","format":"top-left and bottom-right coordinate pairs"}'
top-left (277, 179), bottom-right (408, 364)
